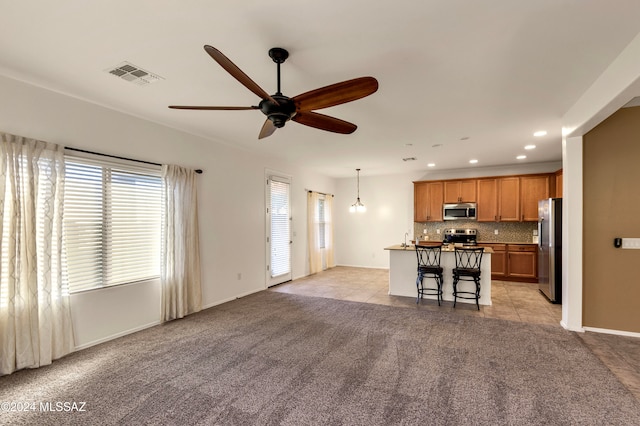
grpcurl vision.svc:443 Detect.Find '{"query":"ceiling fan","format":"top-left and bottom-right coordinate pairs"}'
top-left (169, 45), bottom-right (379, 139)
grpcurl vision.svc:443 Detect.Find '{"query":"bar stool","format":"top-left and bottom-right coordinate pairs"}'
top-left (415, 244), bottom-right (444, 305)
top-left (452, 247), bottom-right (484, 310)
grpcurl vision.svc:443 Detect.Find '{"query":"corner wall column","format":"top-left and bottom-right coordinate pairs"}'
top-left (561, 135), bottom-right (583, 331)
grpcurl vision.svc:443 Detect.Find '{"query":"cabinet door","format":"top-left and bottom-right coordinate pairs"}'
top-left (443, 181), bottom-right (462, 203)
top-left (555, 170), bottom-right (563, 198)
top-left (483, 244), bottom-right (506, 279)
top-left (459, 179), bottom-right (477, 202)
top-left (414, 182), bottom-right (443, 222)
top-left (498, 177), bottom-right (520, 221)
top-left (427, 182), bottom-right (444, 221)
top-left (520, 175), bottom-right (549, 221)
top-left (444, 180), bottom-right (477, 203)
top-left (507, 245), bottom-right (537, 279)
top-left (414, 182), bottom-right (429, 222)
top-left (476, 179), bottom-right (498, 222)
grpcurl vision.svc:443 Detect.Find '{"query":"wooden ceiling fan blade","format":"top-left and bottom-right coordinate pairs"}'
top-left (292, 111), bottom-right (357, 134)
top-left (258, 119), bottom-right (277, 139)
top-left (168, 105), bottom-right (259, 110)
top-left (293, 77), bottom-right (378, 112)
top-left (204, 45), bottom-right (278, 105)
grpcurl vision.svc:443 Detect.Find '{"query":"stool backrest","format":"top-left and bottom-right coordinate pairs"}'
top-left (454, 247), bottom-right (484, 270)
top-left (416, 244), bottom-right (443, 268)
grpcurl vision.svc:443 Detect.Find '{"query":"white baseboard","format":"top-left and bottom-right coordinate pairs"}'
top-left (560, 320), bottom-right (585, 332)
top-left (73, 288), bottom-right (267, 352)
top-left (336, 264), bottom-right (389, 270)
top-left (74, 320), bottom-right (161, 351)
top-left (583, 326), bottom-right (640, 339)
top-left (201, 287), bottom-right (264, 310)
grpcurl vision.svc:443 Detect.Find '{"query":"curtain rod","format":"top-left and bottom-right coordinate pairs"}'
top-left (307, 189), bottom-right (334, 197)
top-left (65, 147), bottom-right (203, 174)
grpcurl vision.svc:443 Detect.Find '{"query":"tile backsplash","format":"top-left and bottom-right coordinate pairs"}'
top-left (414, 221), bottom-right (537, 244)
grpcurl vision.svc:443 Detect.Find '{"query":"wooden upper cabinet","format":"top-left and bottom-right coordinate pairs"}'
top-left (416, 172), bottom-right (555, 223)
top-left (443, 179), bottom-right (477, 203)
top-left (414, 181), bottom-right (444, 222)
top-left (497, 177), bottom-right (520, 221)
top-left (477, 177), bottom-right (519, 221)
top-left (476, 179), bottom-right (498, 221)
top-left (555, 169), bottom-right (563, 198)
top-left (520, 174), bottom-right (550, 221)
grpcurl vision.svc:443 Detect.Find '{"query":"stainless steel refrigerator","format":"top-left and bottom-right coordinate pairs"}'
top-left (538, 198), bottom-right (562, 303)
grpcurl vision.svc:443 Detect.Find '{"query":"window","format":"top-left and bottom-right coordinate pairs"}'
top-left (317, 196), bottom-right (326, 249)
top-left (63, 156), bottom-right (162, 292)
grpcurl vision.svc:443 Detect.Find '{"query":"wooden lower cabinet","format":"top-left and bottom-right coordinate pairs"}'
top-left (480, 243), bottom-right (537, 282)
top-left (507, 245), bottom-right (537, 280)
top-left (479, 243), bottom-right (506, 279)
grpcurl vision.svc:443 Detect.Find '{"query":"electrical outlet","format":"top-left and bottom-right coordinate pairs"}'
top-left (533, 229), bottom-right (538, 236)
top-left (494, 229), bottom-right (499, 235)
top-left (436, 229), bottom-right (440, 234)
top-left (423, 229), bottom-right (427, 234)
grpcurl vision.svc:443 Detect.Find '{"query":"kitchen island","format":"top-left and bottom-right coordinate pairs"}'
top-left (385, 244), bottom-right (492, 306)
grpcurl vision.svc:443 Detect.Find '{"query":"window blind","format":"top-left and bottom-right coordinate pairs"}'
top-left (270, 179), bottom-right (290, 278)
top-left (63, 156), bottom-right (162, 292)
top-left (318, 197), bottom-right (326, 249)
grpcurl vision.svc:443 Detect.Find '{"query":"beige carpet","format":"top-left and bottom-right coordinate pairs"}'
top-left (1, 291), bottom-right (638, 425)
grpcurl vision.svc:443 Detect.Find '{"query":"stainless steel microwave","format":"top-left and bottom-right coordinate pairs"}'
top-left (443, 203), bottom-right (477, 220)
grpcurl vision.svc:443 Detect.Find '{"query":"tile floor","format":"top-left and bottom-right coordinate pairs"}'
top-left (269, 266), bottom-right (640, 401)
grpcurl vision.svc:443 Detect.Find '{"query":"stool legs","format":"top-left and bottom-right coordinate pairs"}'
top-left (452, 274), bottom-right (481, 311)
top-left (416, 272), bottom-right (443, 306)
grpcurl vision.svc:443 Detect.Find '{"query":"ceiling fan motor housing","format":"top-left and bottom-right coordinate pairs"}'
top-left (259, 95), bottom-right (296, 128)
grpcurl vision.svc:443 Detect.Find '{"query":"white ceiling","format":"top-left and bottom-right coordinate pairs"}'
top-left (1, 1), bottom-right (640, 178)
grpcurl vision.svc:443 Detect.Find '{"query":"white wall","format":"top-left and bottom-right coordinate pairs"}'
top-left (334, 172), bottom-right (421, 268)
top-left (0, 75), bottom-right (334, 348)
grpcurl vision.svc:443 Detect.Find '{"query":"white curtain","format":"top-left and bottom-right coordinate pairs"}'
top-left (161, 164), bottom-right (202, 322)
top-left (325, 195), bottom-right (335, 269)
top-left (0, 132), bottom-right (74, 375)
top-left (307, 191), bottom-right (322, 274)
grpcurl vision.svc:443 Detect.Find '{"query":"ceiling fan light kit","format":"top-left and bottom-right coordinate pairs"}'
top-left (169, 45), bottom-right (378, 139)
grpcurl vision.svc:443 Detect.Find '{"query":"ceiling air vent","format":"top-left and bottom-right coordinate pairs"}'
top-left (402, 157), bottom-right (417, 162)
top-left (105, 62), bottom-right (164, 86)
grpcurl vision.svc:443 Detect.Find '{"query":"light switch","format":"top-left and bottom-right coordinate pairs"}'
top-left (621, 238), bottom-right (640, 249)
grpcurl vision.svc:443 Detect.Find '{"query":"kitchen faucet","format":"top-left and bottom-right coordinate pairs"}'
top-left (404, 232), bottom-right (409, 248)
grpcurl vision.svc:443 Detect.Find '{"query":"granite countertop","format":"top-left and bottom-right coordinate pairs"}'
top-left (385, 244), bottom-right (494, 254)
top-left (476, 241), bottom-right (538, 245)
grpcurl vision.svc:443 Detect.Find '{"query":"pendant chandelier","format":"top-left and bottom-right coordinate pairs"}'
top-left (349, 168), bottom-right (366, 213)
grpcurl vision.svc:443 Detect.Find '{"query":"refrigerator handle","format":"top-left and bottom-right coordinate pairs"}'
top-left (538, 218), bottom-right (543, 249)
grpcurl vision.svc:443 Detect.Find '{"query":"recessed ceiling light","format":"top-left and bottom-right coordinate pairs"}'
top-left (533, 130), bottom-right (547, 137)
top-left (427, 163), bottom-right (436, 167)
top-left (524, 144), bottom-right (536, 150)
top-left (517, 155), bottom-right (527, 160)
top-left (469, 159), bottom-right (478, 164)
